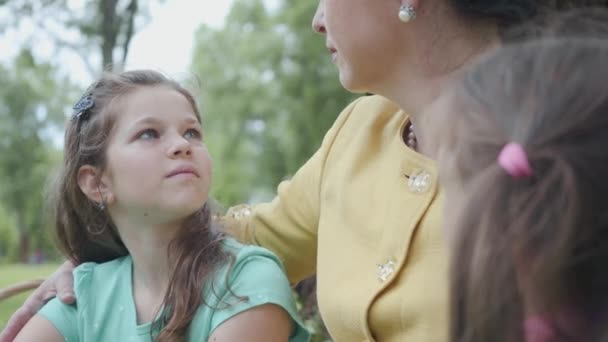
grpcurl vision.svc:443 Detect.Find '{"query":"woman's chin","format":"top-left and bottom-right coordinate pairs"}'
top-left (339, 73), bottom-right (369, 95)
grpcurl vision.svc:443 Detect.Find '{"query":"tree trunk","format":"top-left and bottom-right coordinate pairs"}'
top-left (99, 0), bottom-right (119, 71)
top-left (16, 212), bottom-right (29, 263)
top-left (121, 0), bottom-right (138, 66)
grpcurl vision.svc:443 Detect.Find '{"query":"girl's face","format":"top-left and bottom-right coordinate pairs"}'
top-left (312, 0), bottom-right (413, 93)
top-left (102, 86), bottom-right (212, 224)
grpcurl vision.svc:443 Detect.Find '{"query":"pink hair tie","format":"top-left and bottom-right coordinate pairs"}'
top-left (524, 315), bottom-right (555, 342)
top-left (498, 142), bottom-right (533, 178)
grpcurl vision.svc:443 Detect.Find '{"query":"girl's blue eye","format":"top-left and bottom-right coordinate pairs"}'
top-left (184, 128), bottom-right (201, 140)
top-left (139, 129), bottom-right (159, 140)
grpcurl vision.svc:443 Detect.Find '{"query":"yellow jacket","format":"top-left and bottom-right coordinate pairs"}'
top-left (224, 95), bottom-right (448, 341)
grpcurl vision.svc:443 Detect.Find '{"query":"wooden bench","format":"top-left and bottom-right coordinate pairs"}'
top-left (0, 279), bottom-right (44, 301)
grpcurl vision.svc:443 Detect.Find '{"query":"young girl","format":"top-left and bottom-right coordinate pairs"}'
top-left (429, 37), bottom-right (608, 341)
top-left (12, 70), bottom-right (309, 342)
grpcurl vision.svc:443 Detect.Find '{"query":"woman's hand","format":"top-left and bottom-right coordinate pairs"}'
top-left (0, 261), bottom-right (75, 342)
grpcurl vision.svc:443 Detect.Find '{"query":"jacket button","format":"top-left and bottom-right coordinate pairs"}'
top-left (408, 169), bottom-right (432, 193)
top-left (377, 259), bottom-right (396, 282)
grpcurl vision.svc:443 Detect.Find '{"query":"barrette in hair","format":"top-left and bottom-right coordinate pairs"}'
top-left (71, 94), bottom-right (95, 122)
top-left (498, 142), bottom-right (533, 179)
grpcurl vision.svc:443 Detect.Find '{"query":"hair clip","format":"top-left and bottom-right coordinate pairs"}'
top-left (71, 94), bottom-right (95, 121)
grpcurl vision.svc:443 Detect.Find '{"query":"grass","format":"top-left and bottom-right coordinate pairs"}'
top-left (0, 263), bottom-right (59, 331)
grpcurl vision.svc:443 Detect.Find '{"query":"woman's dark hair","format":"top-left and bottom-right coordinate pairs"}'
top-left (439, 36), bottom-right (608, 341)
top-left (451, 0), bottom-right (608, 37)
top-left (51, 70), bottom-right (231, 341)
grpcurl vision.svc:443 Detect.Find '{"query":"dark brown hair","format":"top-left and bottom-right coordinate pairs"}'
top-left (51, 70), bottom-right (231, 341)
top-left (439, 35), bottom-right (608, 341)
top-left (450, 0), bottom-right (608, 38)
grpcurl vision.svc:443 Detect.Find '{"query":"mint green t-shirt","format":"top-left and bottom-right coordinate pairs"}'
top-left (38, 239), bottom-right (310, 341)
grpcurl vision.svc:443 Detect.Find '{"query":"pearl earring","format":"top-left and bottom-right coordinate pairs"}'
top-left (399, 5), bottom-right (416, 23)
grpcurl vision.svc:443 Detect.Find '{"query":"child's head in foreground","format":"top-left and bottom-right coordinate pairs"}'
top-left (432, 34), bottom-right (608, 342)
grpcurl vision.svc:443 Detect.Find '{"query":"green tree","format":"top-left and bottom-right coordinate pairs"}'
top-left (1, 0), bottom-right (150, 73)
top-left (0, 0), bottom-right (150, 262)
top-left (191, 0), bottom-right (355, 206)
top-left (0, 50), bottom-right (73, 262)
top-left (0, 204), bottom-right (18, 262)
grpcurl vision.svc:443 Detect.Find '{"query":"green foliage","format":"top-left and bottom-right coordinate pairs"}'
top-left (0, 50), bottom-right (73, 262)
top-left (191, 0), bottom-right (355, 206)
top-left (0, 205), bottom-right (17, 262)
top-left (0, 0), bottom-right (148, 261)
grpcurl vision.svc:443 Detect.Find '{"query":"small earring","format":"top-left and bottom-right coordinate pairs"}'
top-left (87, 224), bottom-right (106, 235)
top-left (399, 5), bottom-right (416, 23)
top-left (96, 187), bottom-right (107, 211)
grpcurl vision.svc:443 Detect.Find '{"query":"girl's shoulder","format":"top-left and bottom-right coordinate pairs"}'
top-left (36, 256), bottom-right (133, 342)
top-left (72, 256), bottom-right (131, 297)
top-left (214, 238), bottom-right (293, 293)
top-left (221, 238), bottom-right (280, 262)
top-left (198, 238), bottom-right (310, 341)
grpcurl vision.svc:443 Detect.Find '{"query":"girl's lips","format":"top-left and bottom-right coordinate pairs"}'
top-left (166, 165), bottom-right (199, 178)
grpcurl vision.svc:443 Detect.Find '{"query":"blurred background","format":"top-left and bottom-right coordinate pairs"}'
top-left (0, 1), bottom-right (356, 339)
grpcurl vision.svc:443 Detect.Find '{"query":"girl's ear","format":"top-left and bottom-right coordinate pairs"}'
top-left (77, 165), bottom-right (115, 206)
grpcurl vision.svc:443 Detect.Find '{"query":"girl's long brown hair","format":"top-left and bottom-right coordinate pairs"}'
top-left (51, 70), bottom-right (231, 341)
top-left (439, 24), bottom-right (608, 342)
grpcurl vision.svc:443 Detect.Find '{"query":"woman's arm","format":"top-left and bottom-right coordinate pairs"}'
top-left (208, 304), bottom-right (292, 342)
top-left (222, 97), bottom-right (366, 284)
top-left (0, 261), bottom-right (76, 342)
top-left (12, 314), bottom-right (66, 342)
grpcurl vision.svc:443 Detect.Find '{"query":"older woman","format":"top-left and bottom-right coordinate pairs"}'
top-left (2, 1), bottom-right (601, 341)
